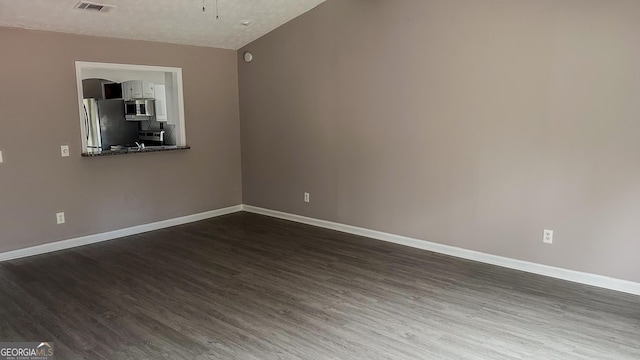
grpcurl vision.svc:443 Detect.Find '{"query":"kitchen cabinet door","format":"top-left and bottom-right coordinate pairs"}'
top-left (131, 80), bottom-right (144, 99)
top-left (143, 81), bottom-right (155, 98)
top-left (122, 82), bottom-right (133, 101)
top-left (154, 85), bottom-right (168, 122)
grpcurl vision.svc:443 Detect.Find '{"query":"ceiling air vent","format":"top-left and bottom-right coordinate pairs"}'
top-left (74, 1), bottom-right (112, 13)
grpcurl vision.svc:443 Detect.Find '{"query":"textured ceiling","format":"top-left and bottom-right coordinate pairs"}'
top-left (0, 0), bottom-right (325, 49)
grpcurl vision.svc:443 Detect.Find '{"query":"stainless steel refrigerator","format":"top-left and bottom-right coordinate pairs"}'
top-left (83, 98), bottom-right (139, 150)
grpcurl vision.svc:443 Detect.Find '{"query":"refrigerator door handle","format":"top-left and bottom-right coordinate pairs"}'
top-left (83, 104), bottom-right (90, 140)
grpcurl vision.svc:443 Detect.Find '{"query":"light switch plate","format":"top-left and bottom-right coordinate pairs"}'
top-left (0, 150), bottom-right (3, 163)
top-left (56, 212), bottom-right (65, 225)
top-left (61, 145), bottom-right (70, 157)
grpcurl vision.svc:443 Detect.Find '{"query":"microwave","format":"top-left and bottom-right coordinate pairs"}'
top-left (125, 99), bottom-right (155, 120)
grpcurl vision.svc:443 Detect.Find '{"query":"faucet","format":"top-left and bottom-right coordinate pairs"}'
top-left (135, 142), bottom-right (145, 150)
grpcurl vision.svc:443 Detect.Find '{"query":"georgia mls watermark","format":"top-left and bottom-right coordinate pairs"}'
top-left (0, 342), bottom-right (54, 360)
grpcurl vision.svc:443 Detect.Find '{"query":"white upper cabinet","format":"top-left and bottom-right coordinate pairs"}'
top-left (122, 82), bottom-right (132, 101)
top-left (122, 80), bottom-right (155, 100)
top-left (154, 84), bottom-right (168, 122)
top-left (131, 80), bottom-right (143, 99)
top-left (143, 81), bottom-right (155, 98)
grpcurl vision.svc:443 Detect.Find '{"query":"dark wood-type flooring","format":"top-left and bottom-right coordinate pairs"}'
top-left (1, 212), bottom-right (639, 359)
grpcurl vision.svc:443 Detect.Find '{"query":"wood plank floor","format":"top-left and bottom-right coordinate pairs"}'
top-left (0, 212), bottom-right (638, 359)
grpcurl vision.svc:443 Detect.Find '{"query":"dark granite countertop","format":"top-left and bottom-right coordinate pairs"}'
top-left (81, 146), bottom-right (191, 157)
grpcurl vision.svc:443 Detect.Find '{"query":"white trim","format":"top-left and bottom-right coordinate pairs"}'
top-left (75, 61), bottom-right (182, 74)
top-left (242, 205), bottom-right (640, 296)
top-left (3, 204), bottom-right (638, 296)
top-left (0, 205), bottom-right (242, 262)
top-left (174, 69), bottom-right (187, 146)
top-left (75, 63), bottom-right (87, 151)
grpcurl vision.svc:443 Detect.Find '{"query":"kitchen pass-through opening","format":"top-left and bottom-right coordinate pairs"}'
top-left (75, 61), bottom-right (186, 154)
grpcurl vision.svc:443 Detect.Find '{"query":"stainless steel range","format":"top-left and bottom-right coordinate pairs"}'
top-left (139, 130), bottom-right (165, 145)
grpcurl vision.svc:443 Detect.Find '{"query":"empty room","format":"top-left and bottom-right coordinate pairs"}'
top-left (0, 0), bottom-right (639, 359)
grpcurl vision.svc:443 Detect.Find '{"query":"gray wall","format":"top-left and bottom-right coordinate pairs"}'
top-left (0, 27), bottom-right (242, 252)
top-left (238, 0), bottom-right (640, 282)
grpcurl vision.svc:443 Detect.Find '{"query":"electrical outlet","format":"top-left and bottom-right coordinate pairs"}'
top-left (56, 212), bottom-right (65, 225)
top-left (543, 229), bottom-right (553, 244)
top-left (61, 145), bottom-right (70, 157)
top-left (304, 192), bottom-right (310, 203)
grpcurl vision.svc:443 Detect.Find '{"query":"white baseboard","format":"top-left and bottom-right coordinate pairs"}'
top-left (242, 205), bottom-right (640, 296)
top-left (3, 203), bottom-right (638, 296)
top-left (0, 205), bottom-right (243, 262)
